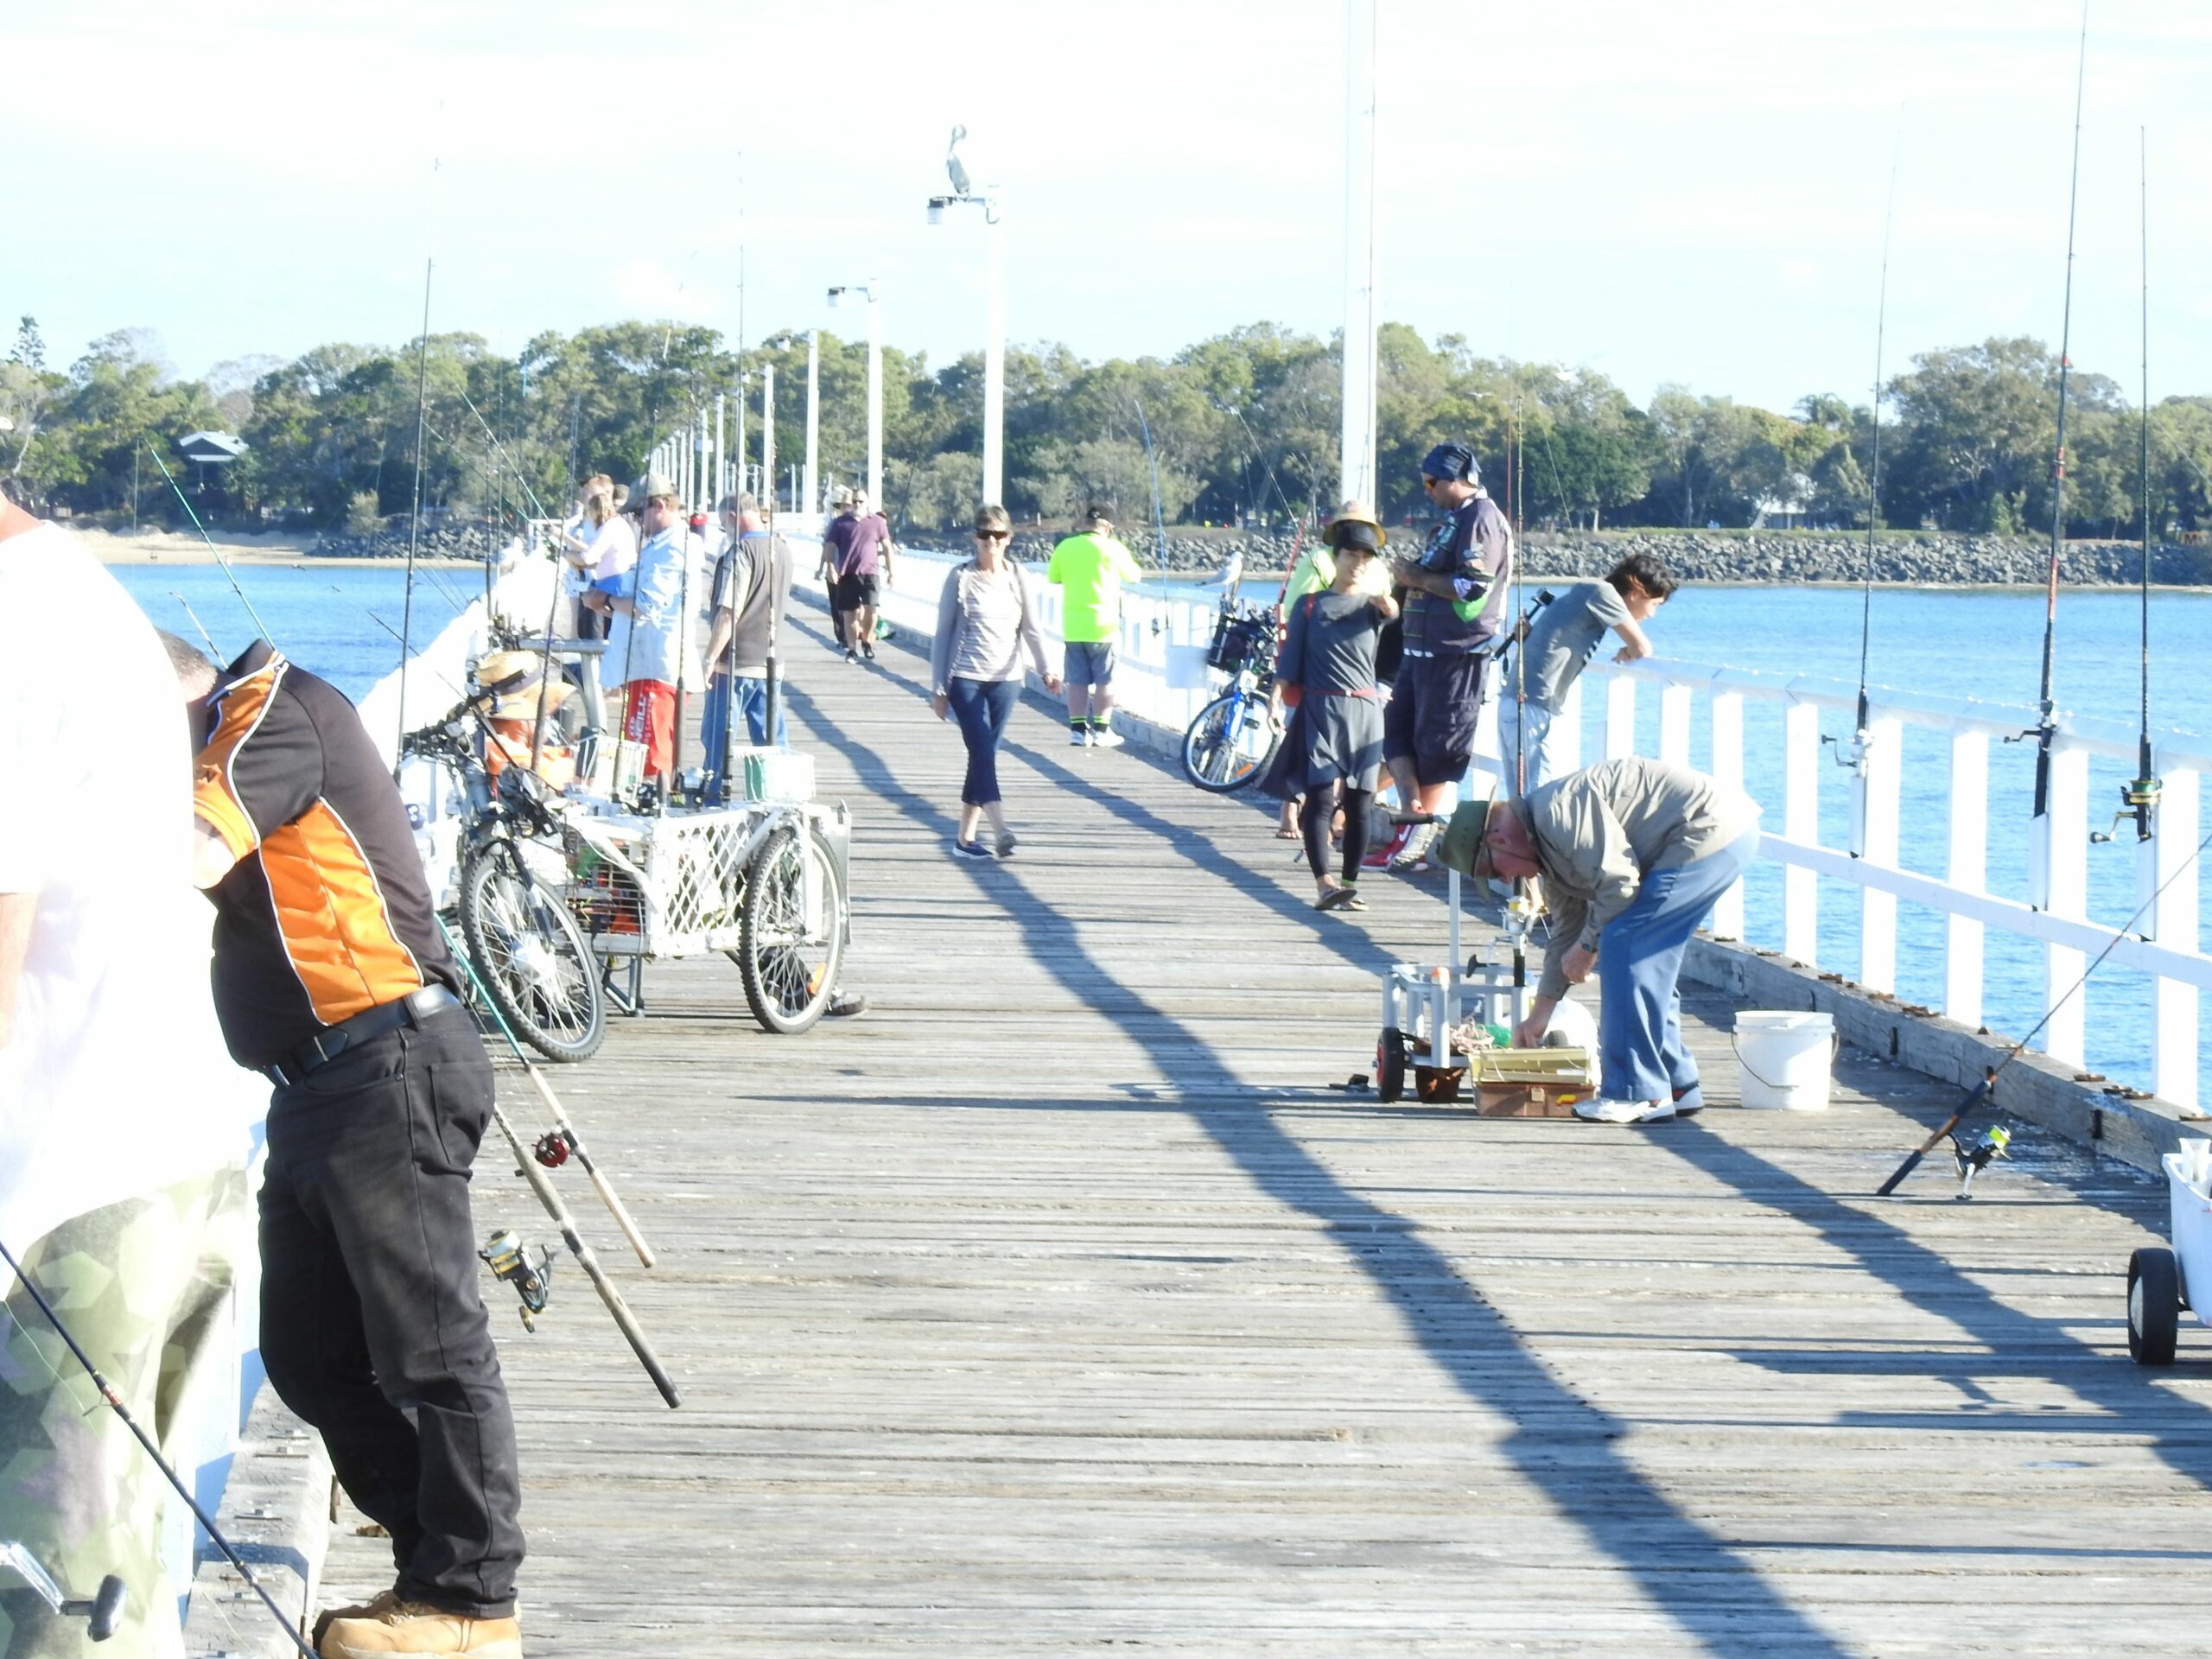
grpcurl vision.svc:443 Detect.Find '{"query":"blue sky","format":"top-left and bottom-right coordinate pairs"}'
top-left (8, 0), bottom-right (2209, 412)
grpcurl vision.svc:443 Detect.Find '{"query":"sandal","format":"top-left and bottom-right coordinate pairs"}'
top-left (1315, 885), bottom-right (1364, 912)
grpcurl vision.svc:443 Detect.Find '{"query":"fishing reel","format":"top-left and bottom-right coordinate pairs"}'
top-left (1948, 1123), bottom-right (2012, 1199)
top-left (2089, 773), bottom-right (2163, 845)
top-left (0, 1541), bottom-right (124, 1643)
top-left (480, 1230), bottom-right (554, 1331)
top-left (532, 1130), bottom-right (571, 1168)
top-left (1820, 728), bottom-right (1871, 777)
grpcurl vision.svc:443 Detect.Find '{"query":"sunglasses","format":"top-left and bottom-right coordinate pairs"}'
top-left (976, 530), bottom-right (1009, 541)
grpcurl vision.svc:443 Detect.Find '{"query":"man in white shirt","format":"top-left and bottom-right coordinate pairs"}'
top-left (593, 473), bottom-right (700, 781)
top-left (0, 499), bottom-right (264, 1656)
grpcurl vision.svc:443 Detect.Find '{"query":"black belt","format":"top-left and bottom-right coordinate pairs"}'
top-left (263, 985), bottom-right (461, 1088)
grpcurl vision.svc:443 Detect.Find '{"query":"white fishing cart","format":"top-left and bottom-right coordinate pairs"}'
top-left (563, 766), bottom-right (851, 1035)
top-left (2126, 1141), bottom-right (2212, 1364)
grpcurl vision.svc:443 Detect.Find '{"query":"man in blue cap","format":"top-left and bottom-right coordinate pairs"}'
top-left (1376, 441), bottom-right (1514, 870)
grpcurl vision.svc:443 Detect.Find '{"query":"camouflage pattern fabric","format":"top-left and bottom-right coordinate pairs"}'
top-left (0, 1169), bottom-right (250, 1659)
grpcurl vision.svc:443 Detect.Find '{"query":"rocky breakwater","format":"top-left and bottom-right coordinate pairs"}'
top-left (902, 526), bottom-right (2212, 586)
top-left (310, 520), bottom-right (507, 561)
top-left (1519, 531), bottom-right (2212, 588)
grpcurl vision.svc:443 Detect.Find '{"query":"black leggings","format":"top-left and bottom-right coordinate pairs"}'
top-left (1301, 784), bottom-right (1372, 883)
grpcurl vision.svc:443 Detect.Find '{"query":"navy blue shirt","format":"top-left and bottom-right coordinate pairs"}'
top-left (1401, 493), bottom-right (1513, 656)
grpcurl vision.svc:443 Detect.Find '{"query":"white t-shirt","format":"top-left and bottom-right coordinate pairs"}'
top-left (0, 524), bottom-right (264, 1246)
top-left (589, 514), bottom-right (639, 583)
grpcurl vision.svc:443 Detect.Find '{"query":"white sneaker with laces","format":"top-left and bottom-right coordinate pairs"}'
top-left (1573, 1097), bottom-right (1676, 1124)
top-left (1091, 728), bottom-right (1125, 748)
top-left (1069, 728), bottom-right (1090, 746)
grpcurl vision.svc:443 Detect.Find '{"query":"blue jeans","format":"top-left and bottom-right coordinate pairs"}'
top-left (1493, 694), bottom-right (1560, 799)
top-left (947, 676), bottom-right (1019, 806)
top-left (700, 674), bottom-right (787, 803)
top-left (1597, 830), bottom-right (1761, 1103)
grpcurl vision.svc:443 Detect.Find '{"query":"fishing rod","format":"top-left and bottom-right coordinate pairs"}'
top-left (435, 916), bottom-right (680, 1404)
top-left (169, 591), bottom-right (219, 658)
top-left (2095, 126), bottom-right (2161, 846)
top-left (1830, 132), bottom-right (1902, 798)
top-left (0, 1236), bottom-right (321, 1658)
top-left (2025, 2), bottom-right (2091, 880)
top-left (1131, 398), bottom-right (1175, 587)
top-left (145, 446), bottom-right (272, 642)
top-left (397, 245), bottom-right (435, 783)
top-left (1877, 813), bottom-right (2212, 1198)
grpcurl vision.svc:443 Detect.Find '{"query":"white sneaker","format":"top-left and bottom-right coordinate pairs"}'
top-left (1068, 728), bottom-right (1090, 746)
top-left (1573, 1097), bottom-right (1677, 1124)
top-left (1091, 728), bottom-right (1125, 748)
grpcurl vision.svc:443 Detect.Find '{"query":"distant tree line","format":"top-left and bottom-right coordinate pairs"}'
top-left (5, 312), bottom-right (2209, 540)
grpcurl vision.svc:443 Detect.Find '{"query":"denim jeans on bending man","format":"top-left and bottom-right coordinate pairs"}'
top-left (1595, 829), bottom-right (1761, 1109)
top-left (699, 671), bottom-right (789, 803)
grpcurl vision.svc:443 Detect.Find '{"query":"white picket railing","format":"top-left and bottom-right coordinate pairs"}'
top-left (880, 549), bottom-right (2207, 1109)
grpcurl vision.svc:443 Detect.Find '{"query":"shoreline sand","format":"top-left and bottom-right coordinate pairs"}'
top-left (72, 525), bottom-right (484, 570)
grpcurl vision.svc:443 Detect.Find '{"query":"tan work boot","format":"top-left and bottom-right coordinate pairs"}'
top-left (317, 1599), bottom-right (521, 1658)
top-left (312, 1590), bottom-right (401, 1649)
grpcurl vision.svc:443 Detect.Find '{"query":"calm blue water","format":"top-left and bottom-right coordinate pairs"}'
top-left (118, 562), bottom-right (2210, 1101)
top-left (114, 562), bottom-right (487, 702)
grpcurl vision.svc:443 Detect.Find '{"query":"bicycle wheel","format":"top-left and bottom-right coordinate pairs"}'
top-left (735, 823), bottom-right (846, 1034)
top-left (1182, 690), bottom-right (1276, 792)
top-left (459, 842), bottom-right (606, 1062)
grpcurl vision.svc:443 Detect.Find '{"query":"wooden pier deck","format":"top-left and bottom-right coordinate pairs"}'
top-left (322, 607), bottom-right (2207, 1656)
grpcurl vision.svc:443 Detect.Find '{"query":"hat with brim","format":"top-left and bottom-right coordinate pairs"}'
top-left (629, 471), bottom-right (680, 505)
top-left (1324, 499), bottom-right (1387, 550)
top-left (474, 651), bottom-right (571, 723)
top-left (1439, 776), bottom-right (1503, 881)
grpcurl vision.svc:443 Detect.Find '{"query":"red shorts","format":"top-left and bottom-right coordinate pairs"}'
top-left (621, 680), bottom-right (677, 779)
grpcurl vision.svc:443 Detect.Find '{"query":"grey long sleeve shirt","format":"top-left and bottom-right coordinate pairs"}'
top-left (1521, 756), bottom-right (1762, 1001)
top-left (931, 558), bottom-right (1051, 691)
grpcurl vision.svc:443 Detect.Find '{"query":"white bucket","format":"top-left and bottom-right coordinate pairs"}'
top-left (1732, 1012), bottom-right (1836, 1111)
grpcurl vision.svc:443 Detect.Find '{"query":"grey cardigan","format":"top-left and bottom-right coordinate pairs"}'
top-left (931, 558), bottom-right (1051, 691)
top-left (1521, 756), bottom-right (1761, 1001)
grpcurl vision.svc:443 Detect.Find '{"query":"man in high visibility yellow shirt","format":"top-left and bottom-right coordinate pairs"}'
top-left (1045, 505), bottom-right (1147, 748)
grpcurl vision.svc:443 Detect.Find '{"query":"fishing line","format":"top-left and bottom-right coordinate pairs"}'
top-left (145, 446), bottom-right (271, 642)
top-left (397, 119), bottom-right (443, 779)
top-left (2121, 125), bottom-right (2161, 840)
top-left (2031, 0), bottom-right (2091, 830)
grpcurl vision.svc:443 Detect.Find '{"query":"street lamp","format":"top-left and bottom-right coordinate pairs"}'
top-left (826, 281), bottom-right (882, 510)
top-left (926, 124), bottom-right (1005, 506)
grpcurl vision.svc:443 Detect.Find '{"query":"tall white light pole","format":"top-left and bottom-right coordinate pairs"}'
top-left (929, 126), bottom-right (1005, 505)
top-left (827, 283), bottom-right (883, 507)
top-left (1339, 0), bottom-right (1379, 508)
top-left (804, 330), bottom-right (820, 518)
top-left (715, 394), bottom-right (726, 503)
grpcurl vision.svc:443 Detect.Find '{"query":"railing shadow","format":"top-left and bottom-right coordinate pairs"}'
top-left (779, 673), bottom-right (1859, 1658)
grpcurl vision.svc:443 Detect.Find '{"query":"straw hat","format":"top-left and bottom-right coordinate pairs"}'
top-left (474, 651), bottom-right (570, 723)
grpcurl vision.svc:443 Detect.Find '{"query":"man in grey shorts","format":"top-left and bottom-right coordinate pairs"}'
top-left (1046, 506), bottom-right (1146, 747)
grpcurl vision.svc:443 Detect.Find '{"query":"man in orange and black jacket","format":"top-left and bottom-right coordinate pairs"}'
top-left (186, 638), bottom-right (525, 1658)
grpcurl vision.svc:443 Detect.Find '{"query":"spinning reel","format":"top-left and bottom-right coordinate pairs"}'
top-left (480, 1230), bottom-right (554, 1331)
top-left (1948, 1123), bottom-right (2012, 1199)
top-left (0, 1541), bottom-right (124, 1643)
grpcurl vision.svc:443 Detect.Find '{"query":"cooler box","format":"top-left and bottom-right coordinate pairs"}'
top-left (734, 747), bottom-right (815, 804)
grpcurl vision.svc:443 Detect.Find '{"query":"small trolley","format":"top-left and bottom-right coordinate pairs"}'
top-left (2126, 1141), bottom-right (2212, 1365)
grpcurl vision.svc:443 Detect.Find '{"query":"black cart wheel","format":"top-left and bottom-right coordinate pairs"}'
top-left (2128, 1247), bottom-right (2182, 1366)
top-left (1376, 1027), bottom-right (1407, 1103)
top-left (1181, 691), bottom-right (1277, 792)
top-left (734, 823), bottom-right (846, 1034)
top-left (459, 843), bottom-right (605, 1062)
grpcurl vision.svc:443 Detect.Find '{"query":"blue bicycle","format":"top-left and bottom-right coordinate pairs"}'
top-left (1180, 601), bottom-right (1281, 792)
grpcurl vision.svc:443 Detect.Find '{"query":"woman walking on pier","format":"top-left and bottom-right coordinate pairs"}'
top-left (1262, 509), bottom-right (1398, 908)
top-left (931, 505), bottom-right (1061, 859)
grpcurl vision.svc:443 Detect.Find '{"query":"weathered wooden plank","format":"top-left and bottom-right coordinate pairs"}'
top-left (311, 612), bottom-right (2198, 1656)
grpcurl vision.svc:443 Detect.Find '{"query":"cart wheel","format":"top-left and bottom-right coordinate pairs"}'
top-left (2128, 1247), bottom-right (2181, 1366)
top-left (734, 823), bottom-right (846, 1034)
top-left (459, 843), bottom-right (606, 1062)
top-left (1376, 1028), bottom-right (1407, 1103)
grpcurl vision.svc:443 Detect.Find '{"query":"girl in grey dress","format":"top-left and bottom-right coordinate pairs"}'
top-left (1269, 524), bottom-right (1399, 909)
